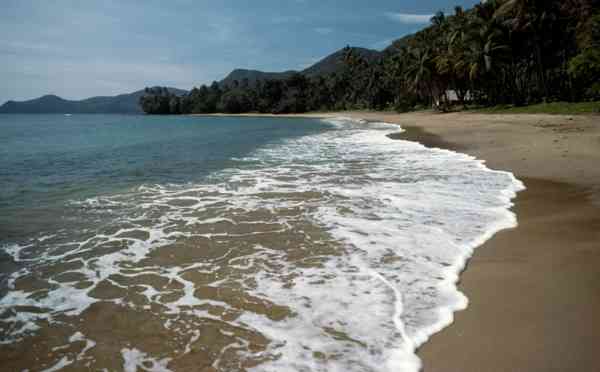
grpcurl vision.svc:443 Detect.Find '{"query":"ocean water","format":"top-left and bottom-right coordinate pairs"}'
top-left (0, 114), bottom-right (524, 371)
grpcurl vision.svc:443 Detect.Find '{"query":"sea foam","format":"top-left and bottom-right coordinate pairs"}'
top-left (0, 117), bottom-right (524, 371)
top-left (227, 117), bottom-right (525, 371)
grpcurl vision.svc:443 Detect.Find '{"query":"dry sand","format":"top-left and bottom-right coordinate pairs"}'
top-left (205, 111), bottom-right (600, 371)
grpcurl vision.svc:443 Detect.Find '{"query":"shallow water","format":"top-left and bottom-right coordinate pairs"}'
top-left (0, 114), bottom-right (523, 371)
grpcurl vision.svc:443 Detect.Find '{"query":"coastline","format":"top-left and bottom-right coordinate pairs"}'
top-left (199, 111), bottom-right (600, 190)
top-left (342, 112), bottom-right (600, 371)
top-left (204, 111), bottom-right (600, 370)
top-left (378, 114), bottom-right (600, 371)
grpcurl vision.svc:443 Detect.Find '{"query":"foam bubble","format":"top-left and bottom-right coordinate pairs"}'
top-left (121, 348), bottom-right (172, 372)
top-left (40, 357), bottom-right (73, 372)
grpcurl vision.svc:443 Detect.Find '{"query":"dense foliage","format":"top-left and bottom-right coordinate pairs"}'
top-left (141, 0), bottom-right (600, 115)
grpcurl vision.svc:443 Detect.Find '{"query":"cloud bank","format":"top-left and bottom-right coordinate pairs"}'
top-left (385, 12), bottom-right (433, 24)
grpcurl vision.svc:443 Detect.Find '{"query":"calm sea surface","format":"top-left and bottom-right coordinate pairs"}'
top-left (0, 114), bottom-right (522, 371)
top-left (0, 115), bottom-right (325, 241)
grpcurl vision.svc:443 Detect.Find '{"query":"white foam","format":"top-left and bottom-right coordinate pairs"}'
top-left (0, 116), bottom-right (523, 371)
top-left (232, 117), bottom-right (523, 371)
top-left (69, 332), bottom-right (96, 361)
top-left (40, 357), bottom-right (73, 372)
top-left (121, 348), bottom-right (172, 372)
top-left (2, 243), bottom-right (33, 262)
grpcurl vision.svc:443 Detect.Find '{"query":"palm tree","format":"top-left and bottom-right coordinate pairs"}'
top-left (404, 46), bottom-right (435, 105)
top-left (494, 0), bottom-right (559, 100)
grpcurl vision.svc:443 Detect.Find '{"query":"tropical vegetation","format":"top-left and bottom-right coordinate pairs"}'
top-left (141, 0), bottom-right (600, 115)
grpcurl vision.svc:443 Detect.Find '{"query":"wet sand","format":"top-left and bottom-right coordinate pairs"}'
top-left (417, 178), bottom-right (600, 371)
top-left (211, 111), bottom-right (600, 370)
top-left (348, 111), bottom-right (600, 371)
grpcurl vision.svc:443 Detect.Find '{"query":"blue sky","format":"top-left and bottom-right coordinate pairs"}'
top-left (1, 0), bottom-right (481, 103)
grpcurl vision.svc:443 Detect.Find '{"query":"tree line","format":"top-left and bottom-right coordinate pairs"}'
top-left (141, 0), bottom-right (599, 115)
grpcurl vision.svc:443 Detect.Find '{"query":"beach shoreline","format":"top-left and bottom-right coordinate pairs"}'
top-left (201, 111), bottom-right (600, 371)
top-left (197, 111), bottom-right (600, 189)
top-left (341, 112), bottom-right (600, 371)
top-left (384, 115), bottom-right (600, 371)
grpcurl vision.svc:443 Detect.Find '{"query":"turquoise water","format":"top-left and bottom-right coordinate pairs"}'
top-left (0, 114), bottom-right (326, 242)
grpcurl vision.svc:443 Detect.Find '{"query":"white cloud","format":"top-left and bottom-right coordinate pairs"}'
top-left (384, 12), bottom-right (433, 24)
top-left (314, 27), bottom-right (333, 35)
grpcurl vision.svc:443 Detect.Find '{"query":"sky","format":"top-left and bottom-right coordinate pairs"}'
top-left (1, 0), bottom-right (481, 103)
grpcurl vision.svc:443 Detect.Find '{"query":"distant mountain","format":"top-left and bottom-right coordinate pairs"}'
top-left (219, 47), bottom-right (383, 87)
top-left (0, 87), bottom-right (187, 114)
top-left (1, 46), bottom-right (384, 112)
top-left (383, 34), bottom-right (415, 55)
top-left (302, 47), bottom-right (382, 77)
top-left (220, 69), bottom-right (297, 88)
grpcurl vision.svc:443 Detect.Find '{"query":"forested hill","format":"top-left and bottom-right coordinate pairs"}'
top-left (219, 47), bottom-right (382, 88)
top-left (142, 0), bottom-right (598, 115)
top-left (0, 88), bottom-right (187, 114)
top-left (302, 47), bottom-right (382, 77)
top-left (1, 46), bottom-right (379, 113)
top-left (220, 69), bottom-right (297, 88)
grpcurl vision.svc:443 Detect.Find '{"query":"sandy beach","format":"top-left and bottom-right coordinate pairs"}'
top-left (346, 111), bottom-right (600, 371)
top-left (209, 111), bottom-right (600, 371)
top-left (2, 111), bottom-right (597, 371)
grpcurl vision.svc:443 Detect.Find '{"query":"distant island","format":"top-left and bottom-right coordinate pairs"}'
top-left (140, 0), bottom-right (599, 115)
top-left (0, 87), bottom-right (187, 114)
